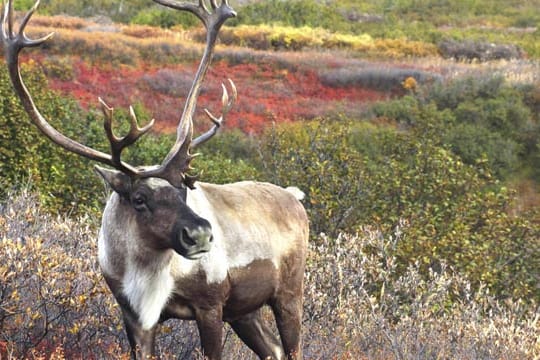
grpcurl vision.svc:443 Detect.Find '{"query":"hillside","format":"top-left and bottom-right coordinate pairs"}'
top-left (17, 12), bottom-right (539, 135)
top-left (1, 1), bottom-right (539, 358)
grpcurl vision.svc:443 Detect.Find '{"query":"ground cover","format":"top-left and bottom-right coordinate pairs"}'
top-left (1, 190), bottom-right (537, 359)
top-left (43, 55), bottom-right (388, 134)
top-left (1, 11), bottom-right (529, 138)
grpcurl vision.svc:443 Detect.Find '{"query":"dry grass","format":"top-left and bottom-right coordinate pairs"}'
top-left (303, 231), bottom-right (539, 359)
top-left (1, 189), bottom-right (538, 359)
top-left (13, 14), bottom-right (200, 67)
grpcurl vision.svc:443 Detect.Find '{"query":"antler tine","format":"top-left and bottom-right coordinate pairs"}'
top-left (99, 98), bottom-right (155, 169)
top-left (1, 0), bottom-right (12, 40)
top-left (192, 79), bottom-right (236, 148)
top-left (209, 0), bottom-right (218, 10)
top-left (199, 0), bottom-right (210, 14)
top-left (2, 0), bottom-right (53, 48)
top-left (152, 0), bottom-right (207, 24)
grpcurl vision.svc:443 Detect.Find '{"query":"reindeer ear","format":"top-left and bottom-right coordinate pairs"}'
top-left (94, 166), bottom-right (132, 196)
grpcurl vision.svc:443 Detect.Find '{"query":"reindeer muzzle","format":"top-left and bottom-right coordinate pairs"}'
top-left (173, 223), bottom-right (213, 260)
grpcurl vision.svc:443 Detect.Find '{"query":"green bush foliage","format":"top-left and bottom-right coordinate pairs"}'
top-left (0, 61), bottom-right (99, 212)
top-left (195, 129), bottom-right (262, 184)
top-left (255, 113), bottom-right (539, 300)
top-left (257, 120), bottom-right (366, 237)
top-left (373, 76), bottom-right (539, 179)
top-left (229, 0), bottom-right (349, 32)
top-left (131, 7), bottom-right (199, 29)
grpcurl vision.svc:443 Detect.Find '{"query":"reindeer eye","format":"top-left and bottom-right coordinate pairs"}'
top-left (132, 194), bottom-right (147, 211)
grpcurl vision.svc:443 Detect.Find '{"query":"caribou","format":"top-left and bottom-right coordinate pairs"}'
top-left (1, 0), bottom-right (309, 359)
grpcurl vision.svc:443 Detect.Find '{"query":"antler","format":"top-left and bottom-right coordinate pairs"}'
top-left (148, 0), bottom-right (237, 186)
top-left (100, 98), bottom-right (155, 169)
top-left (1, 0), bottom-right (153, 176)
top-left (192, 78), bottom-right (236, 148)
top-left (1, 0), bottom-right (237, 188)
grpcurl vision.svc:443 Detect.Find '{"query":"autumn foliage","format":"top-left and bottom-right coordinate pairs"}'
top-left (43, 57), bottom-right (386, 134)
top-left (1, 190), bottom-right (538, 359)
top-left (1, 2), bottom-right (540, 359)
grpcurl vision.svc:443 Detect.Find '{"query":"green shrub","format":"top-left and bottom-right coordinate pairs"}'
top-left (443, 123), bottom-right (521, 178)
top-left (230, 0), bottom-right (349, 32)
top-left (373, 76), bottom-right (538, 180)
top-left (41, 56), bottom-right (75, 81)
top-left (131, 7), bottom-right (199, 29)
top-left (256, 117), bottom-right (539, 300)
top-left (359, 135), bottom-right (538, 299)
top-left (257, 120), bottom-right (367, 237)
top-left (0, 61), bottom-right (98, 213)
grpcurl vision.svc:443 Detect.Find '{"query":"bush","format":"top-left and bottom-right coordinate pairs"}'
top-left (194, 129), bottom-right (262, 184)
top-left (373, 76), bottom-right (538, 179)
top-left (320, 67), bottom-right (441, 93)
top-left (1, 190), bottom-right (538, 358)
top-left (438, 39), bottom-right (524, 62)
top-left (359, 136), bottom-right (539, 299)
top-left (131, 7), bottom-right (199, 29)
top-left (0, 60), bottom-right (100, 213)
top-left (41, 56), bottom-right (75, 81)
top-left (443, 123), bottom-right (521, 178)
top-left (139, 69), bottom-right (197, 97)
top-left (257, 120), bottom-right (367, 237)
top-left (256, 117), bottom-right (540, 300)
top-left (230, 0), bottom-right (349, 32)
top-left (304, 231), bottom-right (539, 359)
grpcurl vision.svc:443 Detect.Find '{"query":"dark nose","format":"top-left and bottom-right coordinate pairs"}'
top-left (177, 225), bottom-right (213, 259)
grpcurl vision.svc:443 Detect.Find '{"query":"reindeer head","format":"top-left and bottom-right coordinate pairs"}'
top-left (1, 0), bottom-right (237, 258)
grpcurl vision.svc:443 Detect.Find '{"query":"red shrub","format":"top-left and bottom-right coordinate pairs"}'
top-left (41, 56), bottom-right (386, 134)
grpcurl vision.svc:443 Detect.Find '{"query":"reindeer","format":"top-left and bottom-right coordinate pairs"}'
top-left (1, 0), bottom-right (309, 359)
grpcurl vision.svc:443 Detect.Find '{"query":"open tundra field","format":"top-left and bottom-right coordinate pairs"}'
top-left (12, 12), bottom-right (539, 134)
top-left (1, 0), bottom-right (540, 358)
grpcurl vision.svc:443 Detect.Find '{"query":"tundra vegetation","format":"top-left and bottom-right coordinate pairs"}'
top-left (1, 0), bottom-right (539, 358)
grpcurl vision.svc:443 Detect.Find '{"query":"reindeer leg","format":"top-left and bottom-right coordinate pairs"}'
top-left (229, 309), bottom-right (284, 360)
top-left (195, 307), bottom-right (223, 360)
top-left (103, 275), bottom-right (157, 359)
top-left (270, 259), bottom-right (304, 360)
top-left (122, 308), bottom-right (157, 360)
top-left (271, 295), bottom-right (303, 360)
